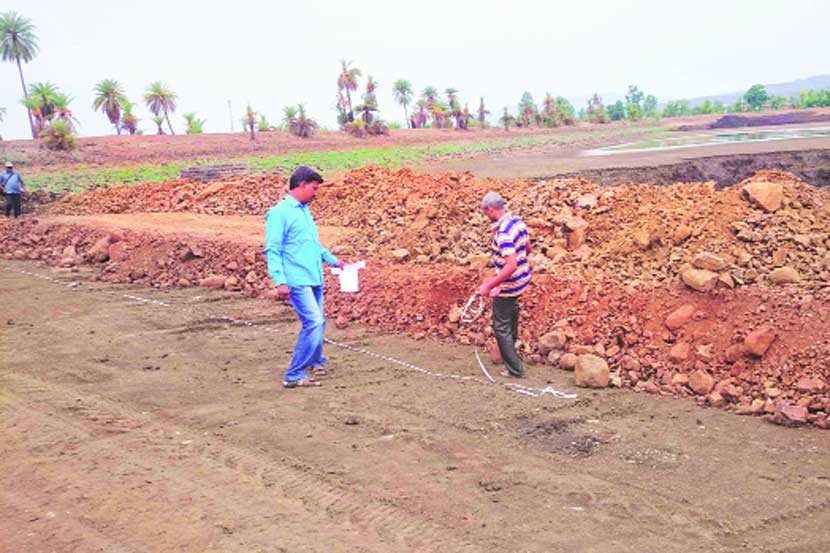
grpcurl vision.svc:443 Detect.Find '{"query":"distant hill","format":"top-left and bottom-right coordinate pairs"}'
top-left (683, 75), bottom-right (830, 106)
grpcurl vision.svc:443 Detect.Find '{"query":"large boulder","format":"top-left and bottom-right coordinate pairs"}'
top-left (574, 355), bottom-right (610, 388)
top-left (692, 253), bottom-right (727, 272)
top-left (742, 181), bottom-right (783, 212)
top-left (87, 236), bottom-right (112, 262)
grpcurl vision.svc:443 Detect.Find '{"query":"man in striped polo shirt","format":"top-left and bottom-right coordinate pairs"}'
top-left (478, 191), bottom-right (531, 379)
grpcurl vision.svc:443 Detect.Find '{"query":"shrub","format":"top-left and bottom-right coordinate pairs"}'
top-left (344, 120), bottom-right (368, 138)
top-left (387, 121), bottom-right (402, 129)
top-left (368, 119), bottom-right (389, 136)
top-left (41, 120), bottom-right (76, 151)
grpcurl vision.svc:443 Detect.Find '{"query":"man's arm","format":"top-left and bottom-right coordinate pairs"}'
top-left (18, 175), bottom-right (25, 193)
top-left (320, 246), bottom-right (341, 268)
top-left (479, 253), bottom-right (518, 297)
top-left (264, 212), bottom-right (288, 295)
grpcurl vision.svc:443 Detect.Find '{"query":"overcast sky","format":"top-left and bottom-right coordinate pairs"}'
top-left (1, 0), bottom-right (828, 140)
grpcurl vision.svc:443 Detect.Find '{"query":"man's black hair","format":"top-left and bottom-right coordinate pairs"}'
top-left (289, 166), bottom-right (324, 190)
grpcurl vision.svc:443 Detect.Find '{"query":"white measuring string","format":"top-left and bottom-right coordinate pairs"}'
top-left (3, 265), bottom-right (576, 399)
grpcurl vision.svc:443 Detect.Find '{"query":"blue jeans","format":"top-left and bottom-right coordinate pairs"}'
top-left (284, 285), bottom-right (327, 382)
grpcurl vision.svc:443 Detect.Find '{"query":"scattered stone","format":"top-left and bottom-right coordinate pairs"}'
top-left (87, 236), bottom-right (112, 262)
top-left (224, 276), bottom-right (240, 290)
top-left (669, 342), bottom-right (691, 363)
top-left (199, 275), bottom-right (226, 289)
top-left (689, 370), bottom-right (715, 395)
top-left (744, 325), bottom-right (777, 357)
top-left (108, 241), bottom-right (126, 262)
top-left (538, 329), bottom-right (567, 355)
top-left (707, 392), bottom-right (727, 408)
top-left (693, 253), bottom-right (727, 272)
top-left (559, 353), bottom-right (578, 371)
top-left (796, 377), bottom-right (825, 394)
top-left (632, 228), bottom-right (652, 250)
top-left (335, 315), bottom-right (349, 330)
top-left (742, 180), bottom-right (783, 212)
top-left (775, 403), bottom-right (808, 427)
top-left (574, 354), bottom-right (610, 388)
top-left (681, 268), bottom-right (719, 292)
top-left (448, 304), bottom-right (461, 324)
top-left (665, 304), bottom-right (696, 330)
top-left (391, 248), bottom-right (410, 261)
top-left (768, 266), bottom-right (801, 284)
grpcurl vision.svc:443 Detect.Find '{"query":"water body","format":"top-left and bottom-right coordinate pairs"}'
top-left (585, 127), bottom-right (830, 156)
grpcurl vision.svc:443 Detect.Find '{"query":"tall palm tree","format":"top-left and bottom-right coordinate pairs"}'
top-left (22, 81), bottom-right (60, 135)
top-left (337, 60), bottom-right (361, 123)
top-left (413, 99), bottom-right (428, 129)
top-left (364, 76), bottom-right (378, 106)
top-left (393, 80), bottom-right (413, 128)
top-left (92, 79), bottom-right (127, 135)
top-left (282, 105), bottom-right (298, 131)
top-left (0, 12), bottom-right (39, 138)
top-left (144, 81), bottom-right (177, 135)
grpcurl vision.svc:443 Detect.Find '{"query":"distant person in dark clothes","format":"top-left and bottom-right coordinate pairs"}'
top-left (479, 191), bottom-right (532, 379)
top-left (1, 161), bottom-right (25, 218)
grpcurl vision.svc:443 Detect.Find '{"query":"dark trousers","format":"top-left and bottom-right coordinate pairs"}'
top-left (5, 194), bottom-right (21, 218)
top-left (492, 296), bottom-right (524, 377)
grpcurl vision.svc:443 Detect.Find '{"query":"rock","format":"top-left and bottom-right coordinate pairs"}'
top-left (743, 325), bottom-right (776, 357)
top-left (717, 273), bottom-right (735, 289)
top-left (177, 278), bottom-right (190, 287)
top-left (768, 266), bottom-right (801, 284)
top-left (108, 241), bottom-right (126, 262)
top-left (671, 374), bottom-right (690, 386)
top-left (574, 355), bottom-right (610, 388)
top-left (87, 236), bottom-right (112, 262)
top-left (772, 248), bottom-right (788, 267)
top-left (391, 248), bottom-right (410, 261)
top-left (576, 194), bottom-right (598, 209)
top-left (448, 304), bottom-right (461, 324)
top-left (693, 253), bottom-right (727, 272)
top-left (610, 373), bottom-right (622, 387)
top-left (775, 403), bottom-right (808, 426)
top-left (672, 225), bottom-right (693, 244)
top-left (226, 261), bottom-right (239, 271)
top-left (796, 377), bottom-right (825, 394)
top-left (538, 329), bottom-right (567, 355)
top-left (725, 343), bottom-right (745, 363)
top-left (564, 217), bottom-right (588, 250)
top-left (335, 315), bottom-right (349, 330)
top-left (466, 253), bottom-right (489, 269)
top-left (681, 268), bottom-right (718, 292)
top-left (707, 392), bottom-right (727, 408)
top-left (62, 245), bottom-right (77, 257)
top-left (559, 352), bottom-right (578, 371)
top-left (108, 228), bottom-right (125, 243)
top-left (665, 304), bottom-right (696, 330)
top-left (742, 180), bottom-right (783, 212)
top-left (224, 276), bottom-right (240, 290)
top-left (669, 342), bottom-right (691, 363)
top-left (689, 370), bottom-right (715, 395)
top-left (632, 228), bottom-right (652, 250)
top-left (199, 275), bottom-right (226, 289)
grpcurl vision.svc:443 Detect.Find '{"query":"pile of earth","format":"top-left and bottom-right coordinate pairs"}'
top-left (49, 166), bottom-right (830, 293)
top-left (2, 215), bottom-right (829, 429)
top-left (49, 173), bottom-right (288, 216)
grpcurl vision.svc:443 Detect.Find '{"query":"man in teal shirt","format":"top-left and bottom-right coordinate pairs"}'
top-left (265, 166), bottom-right (344, 388)
top-left (1, 161), bottom-right (25, 218)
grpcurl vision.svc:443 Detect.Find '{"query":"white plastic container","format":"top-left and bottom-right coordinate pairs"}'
top-left (331, 261), bottom-right (366, 293)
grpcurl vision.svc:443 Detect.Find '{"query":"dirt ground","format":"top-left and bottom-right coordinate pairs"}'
top-left (2, 261), bottom-right (830, 553)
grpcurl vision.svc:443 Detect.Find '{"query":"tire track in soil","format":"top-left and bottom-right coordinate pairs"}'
top-left (2, 372), bottom-right (483, 553)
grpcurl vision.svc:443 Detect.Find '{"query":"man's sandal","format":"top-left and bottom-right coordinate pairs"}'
top-left (283, 378), bottom-right (321, 388)
top-left (311, 366), bottom-right (328, 378)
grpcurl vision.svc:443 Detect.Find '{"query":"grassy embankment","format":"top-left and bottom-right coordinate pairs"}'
top-left (25, 126), bottom-right (665, 191)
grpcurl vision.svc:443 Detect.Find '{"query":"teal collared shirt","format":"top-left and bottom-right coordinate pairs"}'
top-left (264, 195), bottom-right (338, 287)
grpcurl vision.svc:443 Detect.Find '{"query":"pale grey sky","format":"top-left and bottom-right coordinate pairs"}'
top-left (1, 0), bottom-right (828, 140)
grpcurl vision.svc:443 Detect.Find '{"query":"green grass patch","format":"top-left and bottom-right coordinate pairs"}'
top-left (25, 126), bottom-right (665, 192)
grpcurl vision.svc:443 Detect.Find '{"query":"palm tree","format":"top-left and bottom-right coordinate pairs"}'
top-left (337, 60), bottom-right (361, 123)
top-left (282, 105), bottom-right (298, 131)
top-left (501, 107), bottom-right (512, 131)
top-left (288, 104), bottom-right (317, 138)
top-left (478, 97), bottom-right (489, 128)
top-left (354, 102), bottom-right (378, 125)
top-left (430, 101), bottom-right (448, 128)
top-left (364, 76), bottom-right (378, 106)
top-left (413, 99), bottom-right (428, 128)
top-left (144, 81), bottom-right (177, 135)
top-left (151, 115), bottom-right (165, 135)
top-left (92, 79), bottom-right (127, 135)
top-left (183, 112), bottom-right (205, 134)
top-left (52, 93), bottom-right (79, 133)
top-left (120, 100), bottom-right (138, 135)
top-left (22, 81), bottom-right (60, 135)
top-left (392, 79), bottom-right (413, 128)
top-left (0, 12), bottom-right (39, 138)
top-left (422, 86), bottom-right (438, 109)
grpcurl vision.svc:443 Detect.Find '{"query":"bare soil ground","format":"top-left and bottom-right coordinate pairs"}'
top-left (3, 261), bottom-right (830, 553)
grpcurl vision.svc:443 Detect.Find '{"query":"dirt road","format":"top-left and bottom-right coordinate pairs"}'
top-left (2, 261), bottom-right (830, 552)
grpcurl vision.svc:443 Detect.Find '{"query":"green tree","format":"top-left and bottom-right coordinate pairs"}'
top-left (500, 107), bottom-right (513, 131)
top-left (421, 86), bottom-right (438, 109)
top-left (288, 104), bottom-right (317, 138)
top-left (585, 94), bottom-right (607, 123)
top-left (625, 85), bottom-right (644, 108)
top-left (770, 96), bottom-right (787, 110)
top-left (643, 94), bottom-right (658, 118)
top-left (392, 79), bottom-right (413, 128)
top-left (607, 100), bottom-right (626, 121)
top-left (743, 84), bottom-right (769, 111)
top-left (518, 92), bottom-right (536, 126)
top-left (22, 81), bottom-right (61, 134)
top-left (282, 105), bottom-right (298, 130)
top-left (92, 79), bottom-right (127, 135)
top-left (663, 99), bottom-right (690, 117)
top-left (0, 12), bottom-right (39, 138)
top-left (150, 115), bottom-right (165, 135)
top-left (144, 81), bottom-right (177, 134)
